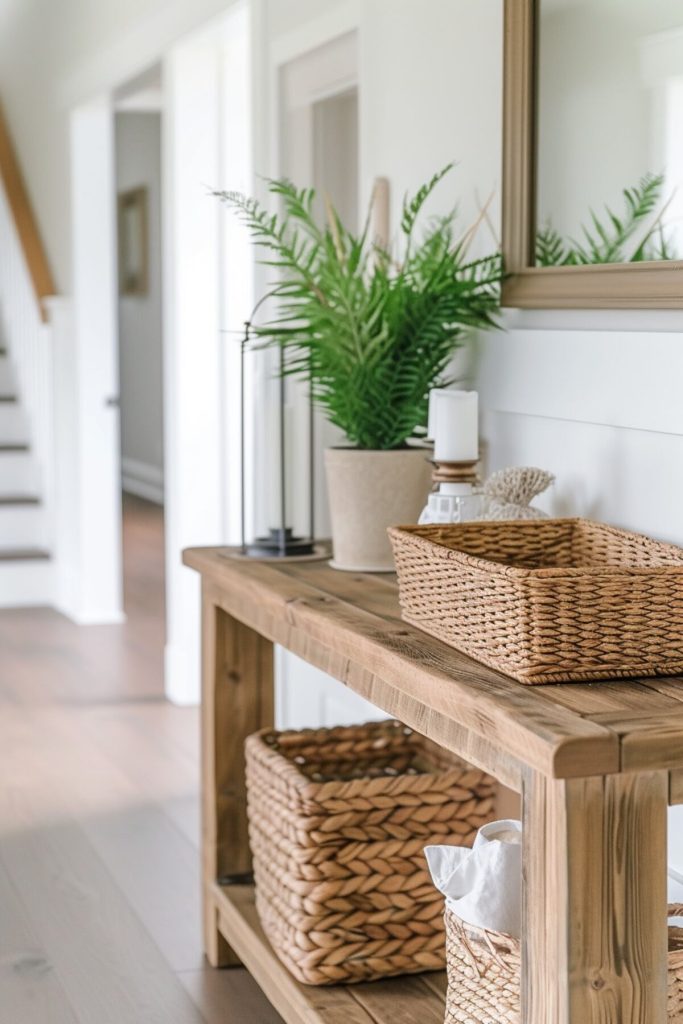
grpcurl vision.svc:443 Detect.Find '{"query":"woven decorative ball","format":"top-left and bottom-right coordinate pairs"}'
top-left (245, 719), bottom-right (495, 986)
top-left (444, 904), bottom-right (683, 1023)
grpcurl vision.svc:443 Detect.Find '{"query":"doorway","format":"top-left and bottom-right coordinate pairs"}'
top-left (114, 67), bottom-right (165, 655)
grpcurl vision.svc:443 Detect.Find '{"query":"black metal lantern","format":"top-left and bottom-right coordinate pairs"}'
top-left (240, 323), bottom-right (316, 557)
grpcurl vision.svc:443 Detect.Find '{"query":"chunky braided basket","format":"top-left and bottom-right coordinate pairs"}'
top-left (389, 519), bottom-right (683, 684)
top-left (444, 904), bottom-right (683, 1023)
top-left (245, 720), bottom-right (495, 985)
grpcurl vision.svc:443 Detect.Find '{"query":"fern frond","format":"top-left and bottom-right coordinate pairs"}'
top-left (400, 164), bottom-right (455, 238)
top-left (218, 167), bottom-right (501, 449)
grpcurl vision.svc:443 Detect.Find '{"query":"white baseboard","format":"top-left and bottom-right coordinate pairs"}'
top-left (164, 640), bottom-right (200, 706)
top-left (0, 558), bottom-right (55, 608)
top-left (121, 456), bottom-right (164, 505)
top-left (54, 561), bottom-right (126, 624)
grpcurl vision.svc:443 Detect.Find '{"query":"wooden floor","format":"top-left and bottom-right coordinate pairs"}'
top-left (0, 495), bottom-right (282, 1024)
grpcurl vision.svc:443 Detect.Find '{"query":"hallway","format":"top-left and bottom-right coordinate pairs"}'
top-left (0, 496), bottom-right (280, 1023)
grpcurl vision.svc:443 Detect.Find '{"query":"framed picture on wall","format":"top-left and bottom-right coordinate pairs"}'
top-left (118, 186), bottom-right (148, 296)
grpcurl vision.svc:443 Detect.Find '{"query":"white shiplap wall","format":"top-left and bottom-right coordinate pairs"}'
top-left (479, 327), bottom-right (683, 541)
top-left (478, 322), bottom-right (683, 875)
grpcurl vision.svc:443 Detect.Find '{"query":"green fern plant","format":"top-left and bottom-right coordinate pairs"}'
top-left (215, 166), bottom-right (501, 450)
top-left (536, 173), bottom-right (677, 266)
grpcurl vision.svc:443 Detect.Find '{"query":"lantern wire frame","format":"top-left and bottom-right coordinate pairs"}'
top-left (240, 322), bottom-right (316, 557)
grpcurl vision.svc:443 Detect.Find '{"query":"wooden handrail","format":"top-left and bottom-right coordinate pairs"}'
top-left (0, 101), bottom-right (55, 322)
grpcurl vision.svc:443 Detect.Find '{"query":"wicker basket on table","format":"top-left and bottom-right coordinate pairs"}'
top-left (389, 518), bottom-right (683, 684)
top-left (245, 719), bottom-right (495, 986)
top-left (444, 903), bottom-right (683, 1023)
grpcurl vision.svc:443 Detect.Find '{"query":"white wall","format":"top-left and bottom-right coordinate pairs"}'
top-left (264, 0), bottom-right (503, 242)
top-left (358, 0), bottom-right (502, 252)
top-left (0, 0), bottom-right (240, 292)
top-left (115, 111), bottom-right (164, 502)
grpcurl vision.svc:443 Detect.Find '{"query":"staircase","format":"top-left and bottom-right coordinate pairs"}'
top-left (0, 101), bottom-right (56, 606)
top-left (0, 343), bottom-right (52, 603)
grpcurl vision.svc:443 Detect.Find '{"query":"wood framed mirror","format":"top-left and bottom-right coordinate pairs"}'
top-left (502, 0), bottom-right (683, 309)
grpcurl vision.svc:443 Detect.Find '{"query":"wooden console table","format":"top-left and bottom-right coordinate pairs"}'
top-left (185, 546), bottom-right (683, 1024)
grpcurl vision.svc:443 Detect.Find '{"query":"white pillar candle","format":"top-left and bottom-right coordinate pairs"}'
top-left (433, 390), bottom-right (479, 462)
top-left (427, 388), bottom-right (444, 440)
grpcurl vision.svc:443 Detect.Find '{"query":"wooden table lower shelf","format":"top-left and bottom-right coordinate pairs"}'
top-left (185, 546), bottom-right (683, 1024)
top-left (213, 882), bottom-right (447, 1024)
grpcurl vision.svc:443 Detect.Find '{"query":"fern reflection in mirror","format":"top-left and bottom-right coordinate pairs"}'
top-left (215, 167), bottom-right (501, 451)
top-left (535, 173), bottom-right (678, 267)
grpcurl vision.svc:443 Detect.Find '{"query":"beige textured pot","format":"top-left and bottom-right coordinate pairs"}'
top-left (324, 447), bottom-right (432, 572)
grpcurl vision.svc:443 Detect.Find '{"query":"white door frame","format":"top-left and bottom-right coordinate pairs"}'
top-left (163, 2), bottom-right (253, 705)
top-left (62, 95), bottom-right (124, 624)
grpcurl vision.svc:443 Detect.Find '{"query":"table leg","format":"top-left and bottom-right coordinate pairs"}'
top-left (201, 581), bottom-right (275, 967)
top-left (522, 769), bottom-right (668, 1024)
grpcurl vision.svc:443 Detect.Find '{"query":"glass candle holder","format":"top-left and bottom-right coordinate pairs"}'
top-left (418, 457), bottom-right (484, 524)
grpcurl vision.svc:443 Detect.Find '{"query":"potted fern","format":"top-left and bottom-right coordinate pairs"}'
top-left (217, 166), bottom-right (501, 570)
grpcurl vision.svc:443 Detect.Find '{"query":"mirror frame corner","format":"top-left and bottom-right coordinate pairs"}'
top-left (501, 0), bottom-right (683, 310)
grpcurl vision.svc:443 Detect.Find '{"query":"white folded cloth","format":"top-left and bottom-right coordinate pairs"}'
top-left (425, 819), bottom-right (522, 938)
top-left (428, 824), bottom-right (683, 938)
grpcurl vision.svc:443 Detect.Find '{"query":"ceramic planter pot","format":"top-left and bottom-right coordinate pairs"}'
top-left (324, 447), bottom-right (432, 572)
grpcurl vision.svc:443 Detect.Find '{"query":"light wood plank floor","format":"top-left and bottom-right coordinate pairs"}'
top-left (0, 495), bottom-right (282, 1024)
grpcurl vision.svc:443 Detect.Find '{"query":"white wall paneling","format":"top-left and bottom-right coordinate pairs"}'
top-left (275, 649), bottom-right (388, 731)
top-left (479, 329), bottom-right (683, 443)
top-left (478, 322), bottom-right (683, 872)
top-left (163, 3), bottom-right (252, 704)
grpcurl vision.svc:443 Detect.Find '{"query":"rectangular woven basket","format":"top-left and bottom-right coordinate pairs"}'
top-left (444, 904), bottom-right (683, 1023)
top-left (245, 719), bottom-right (495, 986)
top-left (388, 519), bottom-right (683, 684)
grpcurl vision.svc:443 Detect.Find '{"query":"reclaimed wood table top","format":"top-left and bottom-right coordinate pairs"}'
top-left (184, 547), bottom-right (683, 790)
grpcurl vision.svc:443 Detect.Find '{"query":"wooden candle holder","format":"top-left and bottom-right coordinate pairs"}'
top-left (430, 458), bottom-right (480, 489)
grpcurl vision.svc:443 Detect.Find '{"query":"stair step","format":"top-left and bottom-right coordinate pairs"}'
top-left (0, 494), bottom-right (40, 506)
top-left (0, 502), bottom-right (46, 547)
top-left (0, 404), bottom-right (29, 444)
top-left (0, 451), bottom-right (39, 494)
top-left (0, 554), bottom-right (54, 606)
top-left (0, 395), bottom-right (17, 402)
top-left (0, 359), bottom-right (16, 395)
top-left (0, 443), bottom-right (29, 452)
top-left (0, 547), bottom-right (49, 561)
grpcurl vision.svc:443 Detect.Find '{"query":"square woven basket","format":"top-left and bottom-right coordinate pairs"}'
top-left (443, 904), bottom-right (683, 1023)
top-left (388, 518), bottom-right (683, 684)
top-left (245, 719), bottom-right (495, 986)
